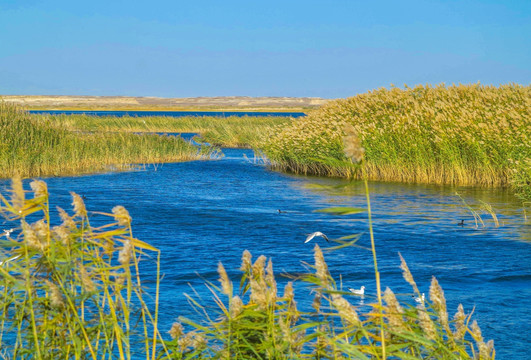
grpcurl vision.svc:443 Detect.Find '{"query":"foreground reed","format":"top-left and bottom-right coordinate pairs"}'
top-left (0, 178), bottom-right (166, 359)
top-left (0, 103), bottom-right (213, 178)
top-left (263, 83), bottom-right (531, 201)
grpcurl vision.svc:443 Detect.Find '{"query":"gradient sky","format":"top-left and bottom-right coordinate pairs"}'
top-left (1, 0), bottom-right (529, 98)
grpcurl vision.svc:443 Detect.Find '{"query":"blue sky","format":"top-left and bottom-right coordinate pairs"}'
top-left (1, 0), bottom-right (529, 98)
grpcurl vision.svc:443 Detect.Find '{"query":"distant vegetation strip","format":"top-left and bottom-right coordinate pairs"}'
top-left (42, 113), bottom-right (293, 148)
top-left (263, 84), bottom-right (531, 201)
top-left (0, 103), bottom-right (213, 178)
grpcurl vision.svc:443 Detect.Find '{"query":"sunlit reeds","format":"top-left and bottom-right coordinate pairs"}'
top-left (263, 83), bottom-right (531, 200)
top-left (0, 102), bottom-right (213, 178)
top-left (41, 112), bottom-right (292, 148)
top-left (0, 178), bottom-right (166, 359)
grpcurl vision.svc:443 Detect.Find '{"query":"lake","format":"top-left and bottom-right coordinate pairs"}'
top-left (28, 110), bottom-right (307, 118)
top-left (0, 147), bottom-right (529, 359)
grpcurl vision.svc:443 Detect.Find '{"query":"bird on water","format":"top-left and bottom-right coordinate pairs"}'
top-left (304, 232), bottom-right (329, 243)
top-left (348, 286), bottom-right (365, 296)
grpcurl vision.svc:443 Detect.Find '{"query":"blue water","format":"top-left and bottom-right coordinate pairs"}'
top-left (1, 148), bottom-right (530, 359)
top-left (28, 110), bottom-right (306, 118)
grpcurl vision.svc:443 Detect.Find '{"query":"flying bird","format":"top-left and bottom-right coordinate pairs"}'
top-left (1, 228), bottom-right (15, 237)
top-left (413, 293), bottom-right (425, 303)
top-left (348, 286), bottom-right (365, 296)
top-left (305, 232), bottom-right (329, 243)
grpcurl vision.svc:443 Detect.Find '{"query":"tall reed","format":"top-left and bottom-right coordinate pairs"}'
top-left (0, 103), bottom-right (213, 178)
top-left (263, 83), bottom-right (531, 201)
top-left (0, 178), bottom-right (167, 359)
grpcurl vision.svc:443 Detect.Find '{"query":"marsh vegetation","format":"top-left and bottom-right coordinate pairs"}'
top-left (262, 84), bottom-right (531, 201)
top-left (0, 103), bottom-right (213, 178)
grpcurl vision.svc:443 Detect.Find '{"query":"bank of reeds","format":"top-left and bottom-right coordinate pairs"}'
top-left (0, 103), bottom-right (212, 178)
top-left (263, 84), bottom-right (531, 200)
top-left (0, 178), bottom-right (166, 359)
top-left (42, 113), bottom-right (292, 148)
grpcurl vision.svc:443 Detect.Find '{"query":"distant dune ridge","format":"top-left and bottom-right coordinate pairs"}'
top-left (0, 95), bottom-right (329, 110)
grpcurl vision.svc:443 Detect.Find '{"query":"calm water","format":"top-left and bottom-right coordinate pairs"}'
top-left (1, 148), bottom-right (530, 359)
top-left (28, 110), bottom-right (306, 118)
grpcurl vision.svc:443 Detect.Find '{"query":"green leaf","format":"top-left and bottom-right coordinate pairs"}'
top-left (315, 207), bottom-right (365, 215)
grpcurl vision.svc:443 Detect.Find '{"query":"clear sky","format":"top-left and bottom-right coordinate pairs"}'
top-left (1, 0), bottom-right (529, 98)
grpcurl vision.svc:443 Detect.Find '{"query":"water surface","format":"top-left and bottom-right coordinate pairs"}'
top-left (29, 110), bottom-right (306, 118)
top-left (1, 148), bottom-right (529, 359)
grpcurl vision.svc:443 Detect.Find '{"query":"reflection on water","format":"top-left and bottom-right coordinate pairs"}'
top-left (0, 148), bottom-right (529, 359)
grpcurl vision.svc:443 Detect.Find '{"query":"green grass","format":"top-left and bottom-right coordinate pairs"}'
top-left (44, 113), bottom-right (293, 148)
top-left (262, 83), bottom-right (531, 201)
top-left (0, 103), bottom-right (214, 178)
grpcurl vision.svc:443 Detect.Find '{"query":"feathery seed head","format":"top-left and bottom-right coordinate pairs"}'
top-left (112, 205), bottom-right (131, 226)
top-left (70, 192), bottom-right (87, 217)
top-left (429, 276), bottom-right (448, 328)
top-left (240, 250), bottom-right (252, 272)
top-left (10, 176), bottom-right (24, 211)
top-left (331, 294), bottom-right (360, 325)
top-left (399, 253), bottom-right (419, 292)
top-left (217, 262), bottom-right (232, 296)
top-left (118, 240), bottom-right (132, 265)
top-left (252, 255), bottom-right (267, 279)
top-left (45, 280), bottom-right (64, 309)
top-left (230, 295), bottom-right (243, 318)
top-left (52, 225), bottom-right (70, 245)
top-left (250, 278), bottom-right (267, 309)
top-left (283, 281), bottom-right (294, 302)
top-left (22, 221), bottom-right (45, 251)
top-left (30, 180), bottom-right (48, 198)
top-left (313, 244), bottom-right (329, 288)
top-left (383, 287), bottom-right (406, 332)
top-left (57, 206), bottom-right (76, 229)
top-left (418, 309), bottom-right (437, 341)
top-left (452, 304), bottom-right (467, 340)
top-left (168, 322), bottom-right (184, 339)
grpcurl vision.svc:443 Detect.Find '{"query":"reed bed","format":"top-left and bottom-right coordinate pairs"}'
top-left (0, 103), bottom-right (213, 178)
top-left (43, 113), bottom-right (292, 148)
top-left (263, 84), bottom-right (531, 200)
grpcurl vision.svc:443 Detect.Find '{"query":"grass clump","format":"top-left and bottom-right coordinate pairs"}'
top-left (263, 83), bottom-right (531, 200)
top-left (163, 247), bottom-right (495, 359)
top-left (44, 113), bottom-right (293, 148)
top-left (0, 178), bottom-right (166, 359)
top-left (0, 102), bottom-right (213, 178)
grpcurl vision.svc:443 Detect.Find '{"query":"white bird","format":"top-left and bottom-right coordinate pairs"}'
top-left (413, 293), bottom-right (425, 303)
top-left (305, 231), bottom-right (329, 243)
top-left (348, 286), bottom-right (365, 296)
top-left (1, 228), bottom-right (15, 237)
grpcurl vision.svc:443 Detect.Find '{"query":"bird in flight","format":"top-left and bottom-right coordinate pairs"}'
top-left (305, 232), bottom-right (329, 243)
top-left (1, 228), bottom-right (15, 237)
top-left (348, 286), bottom-right (365, 296)
top-left (413, 293), bottom-right (425, 303)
